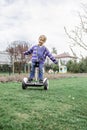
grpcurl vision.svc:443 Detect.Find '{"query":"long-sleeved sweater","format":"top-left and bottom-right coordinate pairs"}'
top-left (24, 45), bottom-right (58, 64)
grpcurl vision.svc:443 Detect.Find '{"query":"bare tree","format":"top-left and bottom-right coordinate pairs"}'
top-left (6, 41), bottom-right (32, 60)
top-left (64, 4), bottom-right (87, 57)
top-left (51, 47), bottom-right (57, 54)
top-left (6, 40), bottom-right (32, 73)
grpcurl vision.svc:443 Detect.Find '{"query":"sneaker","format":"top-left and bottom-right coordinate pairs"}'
top-left (39, 79), bottom-right (43, 83)
top-left (28, 78), bottom-right (33, 82)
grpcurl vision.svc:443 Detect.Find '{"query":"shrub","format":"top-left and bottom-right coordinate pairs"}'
top-left (66, 57), bottom-right (87, 73)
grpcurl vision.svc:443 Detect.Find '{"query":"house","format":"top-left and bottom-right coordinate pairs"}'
top-left (58, 65), bottom-right (67, 73)
top-left (46, 52), bottom-right (77, 65)
top-left (45, 52), bottom-right (78, 73)
top-left (0, 51), bottom-right (11, 65)
top-left (55, 52), bottom-right (77, 65)
top-left (56, 52), bottom-right (78, 73)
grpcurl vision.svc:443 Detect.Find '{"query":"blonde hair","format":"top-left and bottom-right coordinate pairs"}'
top-left (39, 35), bottom-right (47, 42)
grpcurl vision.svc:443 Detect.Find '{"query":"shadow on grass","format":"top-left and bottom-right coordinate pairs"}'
top-left (22, 87), bottom-right (45, 91)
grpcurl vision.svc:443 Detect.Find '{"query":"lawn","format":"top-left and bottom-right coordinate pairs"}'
top-left (0, 77), bottom-right (87, 130)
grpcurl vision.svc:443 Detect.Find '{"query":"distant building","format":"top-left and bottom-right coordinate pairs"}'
top-left (0, 51), bottom-right (11, 65)
top-left (45, 52), bottom-right (77, 65)
top-left (59, 65), bottom-right (67, 73)
top-left (45, 52), bottom-right (78, 73)
top-left (56, 52), bottom-right (77, 73)
top-left (55, 52), bottom-right (78, 65)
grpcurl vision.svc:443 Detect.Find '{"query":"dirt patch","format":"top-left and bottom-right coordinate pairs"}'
top-left (0, 73), bottom-right (87, 83)
top-left (45, 73), bottom-right (87, 79)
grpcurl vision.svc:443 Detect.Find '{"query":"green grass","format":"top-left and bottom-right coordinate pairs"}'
top-left (0, 77), bottom-right (87, 130)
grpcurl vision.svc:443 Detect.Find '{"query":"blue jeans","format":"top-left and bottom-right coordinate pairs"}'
top-left (29, 62), bottom-right (44, 80)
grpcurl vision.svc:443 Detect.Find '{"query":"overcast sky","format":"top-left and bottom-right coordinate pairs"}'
top-left (0, 0), bottom-right (87, 56)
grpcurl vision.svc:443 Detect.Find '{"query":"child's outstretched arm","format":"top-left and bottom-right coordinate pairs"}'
top-left (24, 46), bottom-right (33, 55)
top-left (46, 48), bottom-right (58, 64)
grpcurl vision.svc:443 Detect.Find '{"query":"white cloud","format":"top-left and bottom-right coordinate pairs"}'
top-left (0, 0), bottom-right (87, 57)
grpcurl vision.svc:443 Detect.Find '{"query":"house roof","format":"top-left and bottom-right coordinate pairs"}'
top-left (55, 52), bottom-right (77, 59)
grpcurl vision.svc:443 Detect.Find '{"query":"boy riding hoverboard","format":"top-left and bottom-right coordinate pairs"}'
top-left (22, 35), bottom-right (58, 90)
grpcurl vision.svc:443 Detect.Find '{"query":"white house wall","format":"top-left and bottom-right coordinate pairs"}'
top-left (0, 52), bottom-right (11, 65)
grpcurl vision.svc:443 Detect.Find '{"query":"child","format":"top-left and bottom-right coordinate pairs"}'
top-left (24, 35), bottom-right (58, 83)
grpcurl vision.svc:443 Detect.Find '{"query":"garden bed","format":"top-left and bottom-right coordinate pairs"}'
top-left (0, 73), bottom-right (87, 82)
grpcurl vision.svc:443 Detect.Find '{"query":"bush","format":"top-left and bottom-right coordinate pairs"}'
top-left (66, 57), bottom-right (87, 73)
top-left (0, 64), bottom-right (12, 73)
top-left (44, 64), bottom-right (52, 72)
top-left (51, 64), bottom-right (59, 72)
top-left (44, 63), bottom-right (59, 73)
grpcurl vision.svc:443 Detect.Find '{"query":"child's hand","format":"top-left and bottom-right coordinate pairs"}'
top-left (23, 52), bottom-right (26, 55)
top-left (55, 60), bottom-right (58, 64)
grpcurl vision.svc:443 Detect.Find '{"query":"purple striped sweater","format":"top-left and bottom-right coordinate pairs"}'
top-left (24, 45), bottom-right (58, 64)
